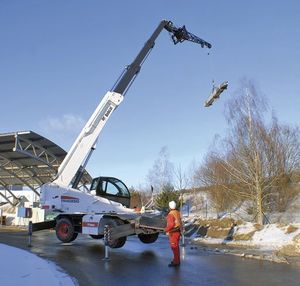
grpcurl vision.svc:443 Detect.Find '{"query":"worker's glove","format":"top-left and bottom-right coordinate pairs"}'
top-left (166, 232), bottom-right (169, 236)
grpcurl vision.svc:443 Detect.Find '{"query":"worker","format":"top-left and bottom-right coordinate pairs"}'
top-left (165, 200), bottom-right (182, 267)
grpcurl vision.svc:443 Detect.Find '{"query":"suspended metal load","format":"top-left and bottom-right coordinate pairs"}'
top-left (204, 81), bottom-right (228, 107)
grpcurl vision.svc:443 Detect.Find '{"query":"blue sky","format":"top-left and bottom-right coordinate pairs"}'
top-left (1, 0), bottom-right (300, 188)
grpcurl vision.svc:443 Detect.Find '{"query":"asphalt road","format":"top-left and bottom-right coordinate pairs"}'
top-left (0, 227), bottom-right (299, 286)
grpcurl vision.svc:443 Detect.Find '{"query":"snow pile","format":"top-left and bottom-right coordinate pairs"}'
top-left (193, 221), bottom-right (300, 253)
top-left (231, 221), bottom-right (257, 241)
top-left (251, 224), bottom-right (299, 248)
top-left (0, 244), bottom-right (77, 286)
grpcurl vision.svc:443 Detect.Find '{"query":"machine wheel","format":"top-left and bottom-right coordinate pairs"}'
top-left (138, 232), bottom-right (159, 244)
top-left (56, 217), bottom-right (78, 243)
top-left (105, 218), bottom-right (127, 248)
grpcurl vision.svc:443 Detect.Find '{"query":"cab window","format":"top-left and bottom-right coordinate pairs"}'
top-left (90, 178), bottom-right (100, 191)
top-left (106, 181), bottom-right (120, 196)
top-left (114, 180), bottom-right (130, 197)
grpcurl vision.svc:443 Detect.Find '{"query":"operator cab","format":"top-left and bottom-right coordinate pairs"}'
top-left (90, 176), bottom-right (131, 208)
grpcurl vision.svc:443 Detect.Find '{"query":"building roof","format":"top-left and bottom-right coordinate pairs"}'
top-left (0, 131), bottom-right (91, 203)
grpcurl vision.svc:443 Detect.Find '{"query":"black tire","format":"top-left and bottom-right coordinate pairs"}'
top-left (105, 218), bottom-right (127, 249)
top-left (138, 232), bottom-right (159, 244)
top-left (90, 234), bottom-right (103, 239)
top-left (56, 217), bottom-right (78, 243)
top-left (109, 235), bottom-right (127, 249)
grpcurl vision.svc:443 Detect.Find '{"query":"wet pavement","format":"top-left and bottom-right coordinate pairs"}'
top-left (0, 227), bottom-right (299, 286)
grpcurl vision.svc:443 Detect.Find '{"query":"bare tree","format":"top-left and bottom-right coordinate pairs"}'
top-left (132, 184), bottom-right (153, 209)
top-left (173, 163), bottom-right (190, 191)
top-left (195, 79), bottom-right (300, 224)
top-left (146, 146), bottom-right (174, 192)
top-left (194, 153), bottom-right (237, 213)
top-left (128, 187), bottom-right (143, 209)
top-left (266, 121), bottom-right (300, 211)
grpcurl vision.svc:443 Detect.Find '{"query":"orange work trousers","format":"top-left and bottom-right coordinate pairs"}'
top-left (169, 231), bottom-right (181, 264)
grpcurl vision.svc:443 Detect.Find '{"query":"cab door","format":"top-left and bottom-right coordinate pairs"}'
top-left (90, 177), bottom-right (131, 208)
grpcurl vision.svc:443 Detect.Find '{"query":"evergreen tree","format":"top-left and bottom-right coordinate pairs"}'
top-left (155, 184), bottom-right (180, 211)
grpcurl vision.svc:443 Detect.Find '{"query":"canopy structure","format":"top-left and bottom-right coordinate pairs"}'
top-left (0, 131), bottom-right (92, 205)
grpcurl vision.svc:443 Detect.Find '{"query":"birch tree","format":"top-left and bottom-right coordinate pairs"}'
top-left (173, 163), bottom-right (190, 191)
top-left (146, 146), bottom-right (174, 192)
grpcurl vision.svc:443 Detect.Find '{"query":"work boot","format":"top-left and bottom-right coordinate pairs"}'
top-left (168, 262), bottom-right (180, 267)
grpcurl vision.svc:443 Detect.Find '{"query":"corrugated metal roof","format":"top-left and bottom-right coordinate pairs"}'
top-left (0, 131), bottom-right (91, 196)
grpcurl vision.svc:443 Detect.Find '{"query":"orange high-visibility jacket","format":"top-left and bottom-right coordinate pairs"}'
top-left (165, 209), bottom-right (182, 233)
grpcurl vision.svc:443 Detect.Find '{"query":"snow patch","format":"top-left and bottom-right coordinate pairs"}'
top-left (234, 222), bottom-right (256, 235)
top-left (190, 218), bottom-right (300, 255)
top-left (0, 244), bottom-right (77, 286)
top-left (251, 224), bottom-right (300, 248)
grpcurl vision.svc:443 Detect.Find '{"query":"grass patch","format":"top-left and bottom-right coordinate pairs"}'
top-left (206, 227), bottom-right (231, 238)
top-left (233, 230), bottom-right (256, 241)
top-left (293, 233), bottom-right (300, 243)
top-left (253, 224), bottom-right (263, 231)
top-left (196, 218), bottom-right (235, 228)
top-left (286, 225), bottom-right (298, 234)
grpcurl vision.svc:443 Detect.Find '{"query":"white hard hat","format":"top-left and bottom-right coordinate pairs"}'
top-left (169, 201), bottom-right (176, 209)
